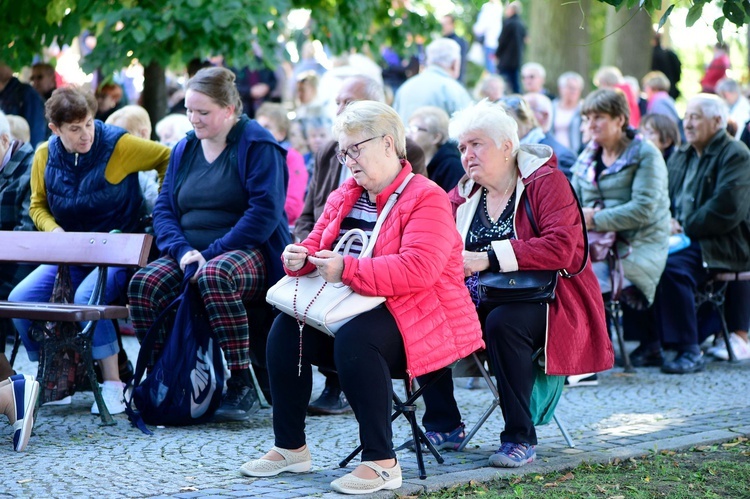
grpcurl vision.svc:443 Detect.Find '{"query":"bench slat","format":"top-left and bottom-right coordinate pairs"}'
top-left (0, 302), bottom-right (129, 322)
top-left (713, 271), bottom-right (750, 282)
top-left (0, 231), bottom-right (153, 267)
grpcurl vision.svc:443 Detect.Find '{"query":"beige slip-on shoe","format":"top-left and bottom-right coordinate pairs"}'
top-left (330, 460), bottom-right (402, 495)
top-left (239, 445), bottom-right (312, 477)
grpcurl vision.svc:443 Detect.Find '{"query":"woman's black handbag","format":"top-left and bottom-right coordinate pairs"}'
top-left (477, 184), bottom-right (588, 306)
top-left (478, 269), bottom-right (558, 304)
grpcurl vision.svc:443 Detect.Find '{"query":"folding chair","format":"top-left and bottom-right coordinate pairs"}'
top-left (338, 368), bottom-right (451, 480)
top-left (457, 351), bottom-right (575, 451)
top-left (695, 271), bottom-right (750, 362)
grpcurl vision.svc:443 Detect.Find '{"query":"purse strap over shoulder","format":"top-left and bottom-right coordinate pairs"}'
top-left (523, 181), bottom-right (589, 279)
top-left (360, 173), bottom-right (415, 258)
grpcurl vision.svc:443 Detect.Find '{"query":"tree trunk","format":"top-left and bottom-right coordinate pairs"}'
top-left (601, 6), bottom-right (653, 80)
top-left (528, 0), bottom-right (592, 96)
top-left (141, 61), bottom-right (167, 140)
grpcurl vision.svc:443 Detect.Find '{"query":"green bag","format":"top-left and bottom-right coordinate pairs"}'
top-left (529, 367), bottom-right (565, 426)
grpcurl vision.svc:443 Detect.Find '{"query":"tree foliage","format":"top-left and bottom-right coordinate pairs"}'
top-left (0, 0), bottom-right (437, 73)
top-left (596, 0), bottom-right (750, 44)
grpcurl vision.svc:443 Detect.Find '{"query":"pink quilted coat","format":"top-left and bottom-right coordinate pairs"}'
top-left (292, 162), bottom-right (484, 378)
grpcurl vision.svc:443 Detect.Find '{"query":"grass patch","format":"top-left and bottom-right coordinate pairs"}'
top-left (422, 436), bottom-right (750, 498)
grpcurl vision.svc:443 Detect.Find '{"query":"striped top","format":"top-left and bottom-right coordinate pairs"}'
top-left (334, 191), bottom-right (378, 257)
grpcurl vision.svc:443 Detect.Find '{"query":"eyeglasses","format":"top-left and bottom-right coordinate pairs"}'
top-left (336, 135), bottom-right (384, 165)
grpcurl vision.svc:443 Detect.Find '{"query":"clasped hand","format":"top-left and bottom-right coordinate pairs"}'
top-left (180, 249), bottom-right (207, 282)
top-left (283, 244), bottom-right (344, 283)
top-left (462, 250), bottom-right (490, 277)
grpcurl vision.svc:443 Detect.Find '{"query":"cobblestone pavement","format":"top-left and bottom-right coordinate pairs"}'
top-left (3, 337), bottom-right (750, 498)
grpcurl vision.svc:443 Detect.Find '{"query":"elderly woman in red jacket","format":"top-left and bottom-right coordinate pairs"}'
top-left (240, 101), bottom-right (483, 494)
top-left (417, 99), bottom-right (613, 468)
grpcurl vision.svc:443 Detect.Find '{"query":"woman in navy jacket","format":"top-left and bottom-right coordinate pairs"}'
top-left (128, 67), bottom-right (290, 422)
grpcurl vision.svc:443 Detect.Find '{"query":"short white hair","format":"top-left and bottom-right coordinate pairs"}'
top-left (689, 93), bottom-right (729, 130)
top-left (426, 38), bottom-right (461, 70)
top-left (521, 62), bottom-right (546, 80)
top-left (0, 110), bottom-right (9, 138)
top-left (557, 71), bottom-right (584, 90)
top-left (524, 92), bottom-right (553, 132)
top-left (449, 99), bottom-right (519, 155)
top-left (716, 77), bottom-right (741, 95)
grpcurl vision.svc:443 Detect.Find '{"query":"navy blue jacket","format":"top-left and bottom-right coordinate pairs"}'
top-left (45, 121), bottom-right (143, 232)
top-left (0, 78), bottom-right (47, 147)
top-left (153, 115), bottom-right (291, 283)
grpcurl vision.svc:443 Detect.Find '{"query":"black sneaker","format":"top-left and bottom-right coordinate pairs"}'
top-left (564, 373), bottom-right (598, 387)
top-left (214, 372), bottom-right (260, 422)
top-left (661, 351), bottom-right (705, 374)
top-left (629, 345), bottom-right (664, 367)
top-left (307, 386), bottom-right (352, 415)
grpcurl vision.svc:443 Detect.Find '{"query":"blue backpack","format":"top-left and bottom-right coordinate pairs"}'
top-left (125, 264), bottom-right (225, 434)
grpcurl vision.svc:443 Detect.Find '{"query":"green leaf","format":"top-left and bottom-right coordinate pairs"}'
top-left (713, 16), bottom-right (725, 44)
top-left (686, 3), bottom-right (705, 26)
top-left (723, 0), bottom-right (748, 26)
top-left (657, 4), bottom-right (674, 30)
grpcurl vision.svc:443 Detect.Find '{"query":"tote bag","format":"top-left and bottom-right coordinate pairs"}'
top-left (267, 174), bottom-right (413, 336)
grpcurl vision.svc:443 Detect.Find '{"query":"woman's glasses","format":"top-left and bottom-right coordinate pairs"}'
top-left (336, 135), bottom-right (384, 165)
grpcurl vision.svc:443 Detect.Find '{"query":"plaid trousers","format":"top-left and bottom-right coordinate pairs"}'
top-left (128, 250), bottom-right (267, 370)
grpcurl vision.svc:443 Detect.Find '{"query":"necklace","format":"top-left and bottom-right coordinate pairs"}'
top-left (292, 277), bottom-right (327, 376)
top-left (483, 173), bottom-right (516, 224)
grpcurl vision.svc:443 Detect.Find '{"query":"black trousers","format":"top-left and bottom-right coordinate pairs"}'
top-left (420, 301), bottom-right (547, 445)
top-left (640, 242), bottom-right (750, 350)
top-left (266, 307), bottom-right (406, 461)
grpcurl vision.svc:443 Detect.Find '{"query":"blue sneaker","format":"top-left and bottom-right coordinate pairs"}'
top-left (11, 374), bottom-right (40, 452)
top-left (398, 423), bottom-right (466, 451)
top-left (488, 442), bottom-right (536, 467)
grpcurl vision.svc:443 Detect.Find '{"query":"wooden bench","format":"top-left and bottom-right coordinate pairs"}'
top-left (0, 231), bottom-right (153, 424)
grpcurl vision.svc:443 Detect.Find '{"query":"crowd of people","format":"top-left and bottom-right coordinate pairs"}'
top-left (0, 4), bottom-right (749, 496)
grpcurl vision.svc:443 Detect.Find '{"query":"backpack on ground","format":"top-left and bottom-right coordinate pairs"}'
top-left (125, 264), bottom-right (225, 434)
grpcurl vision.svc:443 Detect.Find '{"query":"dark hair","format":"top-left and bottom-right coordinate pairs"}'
top-left (45, 86), bottom-right (98, 126)
top-left (581, 88), bottom-right (630, 132)
top-left (641, 113), bottom-right (681, 148)
top-left (95, 82), bottom-right (123, 102)
top-left (186, 67), bottom-right (243, 117)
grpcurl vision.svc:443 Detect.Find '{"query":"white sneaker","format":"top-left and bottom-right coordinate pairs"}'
top-left (42, 395), bottom-right (72, 406)
top-left (706, 336), bottom-right (727, 357)
top-left (712, 333), bottom-right (750, 361)
top-left (91, 382), bottom-right (126, 415)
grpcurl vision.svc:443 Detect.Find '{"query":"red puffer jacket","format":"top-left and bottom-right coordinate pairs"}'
top-left (294, 162), bottom-right (484, 378)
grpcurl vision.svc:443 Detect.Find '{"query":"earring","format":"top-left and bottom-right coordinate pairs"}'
top-left (505, 157), bottom-right (509, 162)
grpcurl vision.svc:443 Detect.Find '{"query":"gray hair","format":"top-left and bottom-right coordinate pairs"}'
top-left (426, 38), bottom-right (461, 70)
top-left (689, 93), bottom-right (729, 130)
top-left (521, 62), bottom-right (546, 80)
top-left (333, 101), bottom-right (406, 158)
top-left (0, 110), bottom-right (9, 138)
top-left (716, 77), bottom-right (741, 95)
top-left (594, 66), bottom-right (623, 87)
top-left (449, 99), bottom-right (519, 155)
top-left (346, 75), bottom-right (385, 103)
top-left (409, 106), bottom-right (450, 144)
top-left (524, 92), bottom-right (553, 132)
top-left (557, 71), bottom-right (584, 90)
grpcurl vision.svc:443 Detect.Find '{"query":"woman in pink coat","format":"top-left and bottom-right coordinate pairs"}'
top-left (415, 99), bottom-right (612, 469)
top-left (240, 101), bottom-right (483, 494)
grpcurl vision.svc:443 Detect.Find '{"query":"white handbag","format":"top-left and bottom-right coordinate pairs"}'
top-left (266, 174), bottom-right (414, 336)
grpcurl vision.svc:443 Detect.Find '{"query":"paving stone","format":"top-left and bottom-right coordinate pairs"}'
top-left (5, 339), bottom-right (750, 497)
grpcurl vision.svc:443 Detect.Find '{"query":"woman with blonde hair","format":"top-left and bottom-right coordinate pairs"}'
top-left (240, 100), bottom-right (482, 494)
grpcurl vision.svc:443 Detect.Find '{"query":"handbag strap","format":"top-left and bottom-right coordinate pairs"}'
top-left (360, 173), bottom-right (415, 258)
top-left (522, 181), bottom-right (589, 279)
